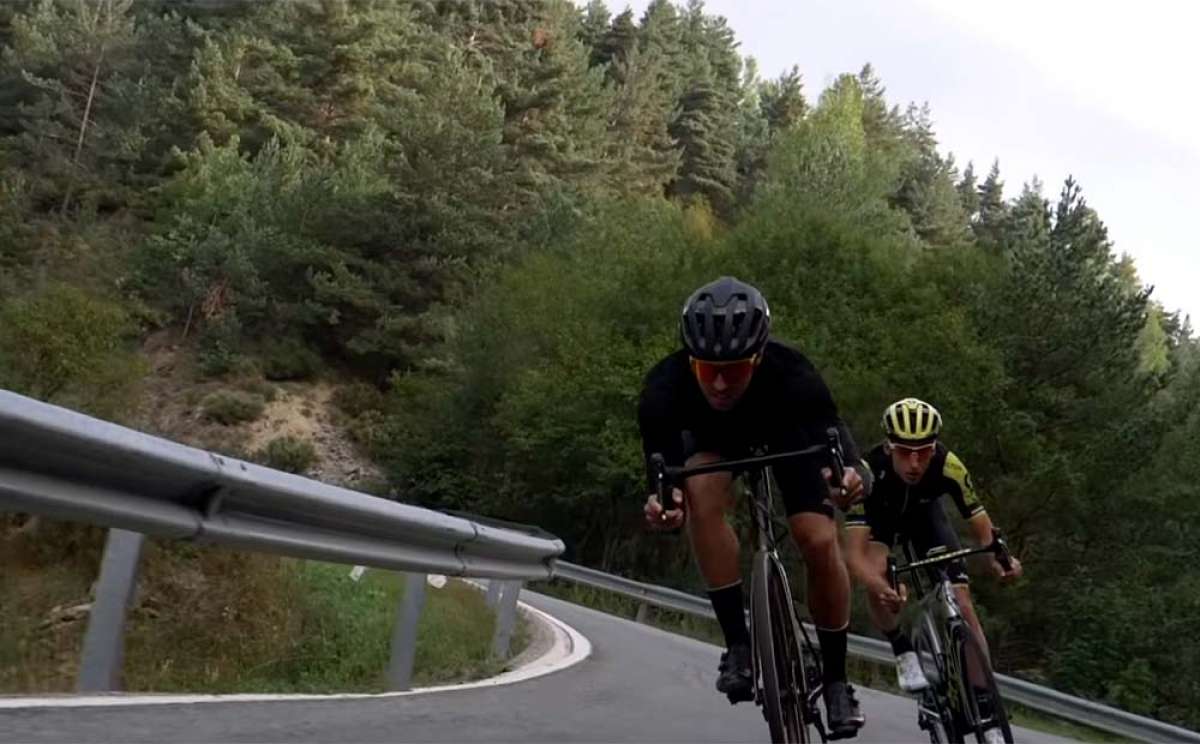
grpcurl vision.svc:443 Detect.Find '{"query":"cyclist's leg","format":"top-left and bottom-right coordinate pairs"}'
top-left (679, 437), bottom-right (753, 700)
top-left (788, 512), bottom-right (850, 635)
top-left (953, 586), bottom-right (989, 661)
top-left (681, 450), bottom-right (739, 589)
top-left (777, 457), bottom-right (865, 733)
top-left (774, 453), bottom-right (849, 635)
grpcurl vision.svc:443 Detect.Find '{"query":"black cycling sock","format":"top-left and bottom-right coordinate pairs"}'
top-left (707, 582), bottom-right (750, 648)
top-left (818, 626), bottom-right (848, 684)
top-left (885, 627), bottom-right (914, 656)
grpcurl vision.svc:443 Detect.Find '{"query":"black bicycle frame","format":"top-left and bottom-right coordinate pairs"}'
top-left (648, 427), bottom-right (848, 744)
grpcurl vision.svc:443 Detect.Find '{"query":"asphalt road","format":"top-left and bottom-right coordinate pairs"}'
top-left (0, 590), bottom-right (1073, 743)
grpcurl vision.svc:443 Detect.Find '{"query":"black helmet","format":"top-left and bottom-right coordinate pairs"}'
top-left (679, 276), bottom-right (771, 361)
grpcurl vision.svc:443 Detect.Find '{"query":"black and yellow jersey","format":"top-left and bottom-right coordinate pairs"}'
top-left (846, 442), bottom-right (985, 537)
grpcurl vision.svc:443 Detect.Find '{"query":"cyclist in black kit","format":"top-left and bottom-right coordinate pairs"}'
top-left (638, 276), bottom-right (871, 739)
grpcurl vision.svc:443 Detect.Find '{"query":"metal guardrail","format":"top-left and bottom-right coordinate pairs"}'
top-left (0, 390), bottom-right (564, 692)
top-left (0, 390), bottom-right (564, 580)
top-left (550, 560), bottom-right (1200, 743)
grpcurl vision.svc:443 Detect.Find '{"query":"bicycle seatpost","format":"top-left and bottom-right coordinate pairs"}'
top-left (887, 556), bottom-right (899, 594)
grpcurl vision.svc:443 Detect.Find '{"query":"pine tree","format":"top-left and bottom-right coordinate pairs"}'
top-left (731, 55), bottom-right (768, 204)
top-left (1003, 177), bottom-right (1051, 249)
top-left (431, 0), bottom-right (612, 201)
top-left (856, 63), bottom-right (905, 158)
top-left (649, 1), bottom-right (741, 214)
top-left (975, 159), bottom-right (1007, 248)
top-left (759, 65), bottom-right (806, 137)
top-left (957, 160), bottom-right (980, 219)
top-left (638, 0), bottom-right (686, 102)
top-left (890, 103), bottom-right (969, 246)
top-left (669, 68), bottom-right (738, 214)
top-left (594, 8), bottom-right (637, 77)
top-left (603, 43), bottom-right (680, 196)
top-left (984, 175), bottom-right (1150, 440)
top-left (2, 0), bottom-right (141, 214)
top-left (577, 0), bottom-right (610, 65)
top-left (687, 0), bottom-right (739, 94)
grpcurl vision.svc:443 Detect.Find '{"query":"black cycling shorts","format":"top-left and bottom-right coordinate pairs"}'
top-left (680, 427), bottom-right (834, 519)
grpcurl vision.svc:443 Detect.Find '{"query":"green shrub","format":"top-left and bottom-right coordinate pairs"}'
top-left (332, 382), bottom-right (386, 418)
top-left (260, 339), bottom-right (322, 381)
top-left (202, 391), bottom-right (265, 425)
top-left (256, 435), bottom-right (317, 474)
top-left (239, 378), bottom-right (279, 403)
top-left (196, 315), bottom-right (245, 379)
top-left (347, 409), bottom-right (388, 450)
top-left (0, 283), bottom-right (139, 404)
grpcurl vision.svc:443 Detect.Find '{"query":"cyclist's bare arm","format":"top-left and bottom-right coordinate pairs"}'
top-left (844, 525), bottom-right (876, 584)
top-left (845, 527), bottom-right (905, 611)
top-left (967, 511), bottom-right (1023, 580)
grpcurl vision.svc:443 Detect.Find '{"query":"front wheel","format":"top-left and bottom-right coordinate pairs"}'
top-left (751, 550), bottom-right (812, 744)
top-left (952, 624), bottom-right (1013, 744)
top-left (915, 620), bottom-right (958, 744)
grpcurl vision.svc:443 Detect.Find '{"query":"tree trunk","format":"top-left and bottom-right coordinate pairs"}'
top-left (60, 44), bottom-right (106, 216)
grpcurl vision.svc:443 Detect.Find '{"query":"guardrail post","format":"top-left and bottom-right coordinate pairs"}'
top-left (387, 572), bottom-right (427, 691)
top-left (77, 528), bottom-right (145, 692)
top-left (635, 602), bottom-right (649, 624)
top-left (491, 580), bottom-right (522, 659)
top-left (485, 577), bottom-right (503, 608)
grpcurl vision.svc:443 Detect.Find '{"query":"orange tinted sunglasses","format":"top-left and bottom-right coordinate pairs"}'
top-left (689, 354), bottom-right (760, 387)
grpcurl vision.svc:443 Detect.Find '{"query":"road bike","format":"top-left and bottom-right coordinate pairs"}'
top-left (887, 532), bottom-right (1015, 744)
top-left (650, 427), bottom-right (850, 744)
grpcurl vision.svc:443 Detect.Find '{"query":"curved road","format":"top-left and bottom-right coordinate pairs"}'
top-left (0, 590), bottom-right (1072, 743)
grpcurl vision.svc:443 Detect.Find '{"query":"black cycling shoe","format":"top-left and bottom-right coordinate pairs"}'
top-left (824, 681), bottom-right (866, 740)
top-left (715, 643), bottom-right (754, 704)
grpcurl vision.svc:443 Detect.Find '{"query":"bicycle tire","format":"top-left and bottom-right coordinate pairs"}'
top-left (955, 626), bottom-right (1014, 744)
top-left (752, 550), bottom-right (810, 744)
top-left (918, 692), bottom-right (947, 744)
top-left (915, 620), bottom-right (958, 744)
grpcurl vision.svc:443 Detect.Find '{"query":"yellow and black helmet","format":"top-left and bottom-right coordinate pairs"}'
top-left (882, 398), bottom-right (942, 445)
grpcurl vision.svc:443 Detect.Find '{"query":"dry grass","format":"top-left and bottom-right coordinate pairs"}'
top-left (1, 524), bottom-right (527, 694)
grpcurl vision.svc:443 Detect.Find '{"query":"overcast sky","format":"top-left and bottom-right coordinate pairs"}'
top-left (594, 0), bottom-right (1199, 326)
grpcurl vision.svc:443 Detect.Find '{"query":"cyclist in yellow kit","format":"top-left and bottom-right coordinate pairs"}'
top-left (843, 398), bottom-right (1022, 744)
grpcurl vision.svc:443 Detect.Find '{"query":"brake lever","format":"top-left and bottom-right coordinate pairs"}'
top-left (990, 527), bottom-right (1014, 572)
top-left (825, 426), bottom-right (848, 504)
top-left (649, 453), bottom-right (668, 520)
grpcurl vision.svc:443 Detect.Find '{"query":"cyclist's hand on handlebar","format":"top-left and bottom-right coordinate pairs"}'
top-left (644, 489), bottom-right (684, 531)
top-left (869, 579), bottom-right (907, 612)
top-left (822, 466), bottom-right (864, 510)
top-left (990, 554), bottom-right (1023, 582)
